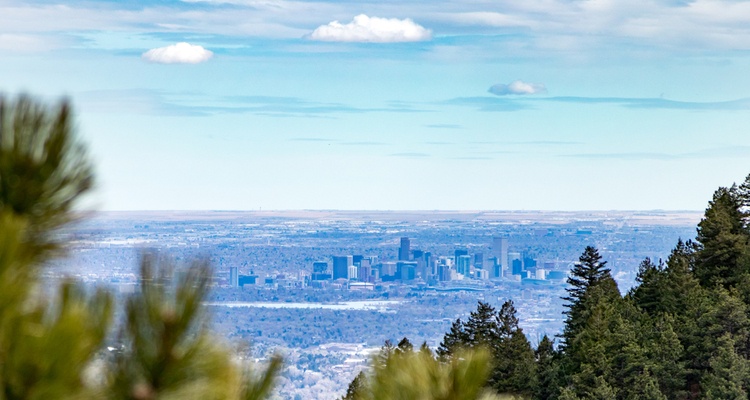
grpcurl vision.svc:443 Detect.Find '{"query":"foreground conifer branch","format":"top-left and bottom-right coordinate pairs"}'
top-left (0, 95), bottom-right (280, 400)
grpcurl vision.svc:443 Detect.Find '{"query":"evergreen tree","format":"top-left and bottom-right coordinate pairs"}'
top-left (491, 300), bottom-right (536, 396)
top-left (534, 335), bottom-right (560, 400)
top-left (694, 186), bottom-right (750, 288)
top-left (701, 334), bottom-right (748, 400)
top-left (0, 95), bottom-right (282, 400)
top-left (341, 371), bottom-right (366, 400)
top-left (419, 341), bottom-right (433, 357)
top-left (396, 337), bottom-right (414, 354)
top-left (465, 302), bottom-right (499, 347)
top-left (643, 315), bottom-right (687, 400)
top-left (437, 318), bottom-right (467, 359)
top-left (630, 258), bottom-right (667, 314)
top-left (562, 246), bottom-right (613, 346)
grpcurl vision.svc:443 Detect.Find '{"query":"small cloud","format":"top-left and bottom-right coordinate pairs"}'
top-left (308, 14), bottom-right (432, 43)
top-left (488, 80), bottom-right (547, 96)
top-left (142, 42), bottom-right (213, 64)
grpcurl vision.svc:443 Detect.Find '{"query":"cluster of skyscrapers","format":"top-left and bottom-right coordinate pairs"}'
top-left (225, 236), bottom-right (566, 288)
top-left (306, 236), bottom-right (561, 286)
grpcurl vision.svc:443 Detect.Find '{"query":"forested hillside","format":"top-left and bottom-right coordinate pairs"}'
top-left (348, 174), bottom-right (750, 400)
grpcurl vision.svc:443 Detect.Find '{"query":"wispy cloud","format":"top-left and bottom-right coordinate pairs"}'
top-left (442, 96), bottom-right (531, 112)
top-left (488, 80), bottom-right (546, 96)
top-left (76, 90), bottom-right (429, 117)
top-left (425, 124), bottom-right (462, 129)
top-left (390, 152), bottom-right (430, 158)
top-left (545, 96), bottom-right (750, 110)
top-left (142, 42), bottom-right (213, 64)
top-left (444, 95), bottom-right (750, 112)
top-left (308, 14), bottom-right (432, 43)
top-left (340, 141), bottom-right (388, 146)
top-left (564, 146), bottom-right (750, 160)
top-left (289, 137), bottom-right (334, 142)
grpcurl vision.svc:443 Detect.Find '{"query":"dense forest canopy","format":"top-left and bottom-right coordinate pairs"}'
top-left (345, 173), bottom-right (750, 399)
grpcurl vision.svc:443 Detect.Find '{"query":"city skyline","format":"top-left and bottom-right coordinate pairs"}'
top-left (2, 0), bottom-right (749, 211)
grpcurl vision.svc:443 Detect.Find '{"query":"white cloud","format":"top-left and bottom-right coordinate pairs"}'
top-left (308, 14), bottom-right (431, 43)
top-left (488, 80), bottom-right (547, 96)
top-left (141, 42), bottom-right (213, 64)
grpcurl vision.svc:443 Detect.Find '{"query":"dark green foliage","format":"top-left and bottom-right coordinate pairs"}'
top-left (491, 301), bottom-right (536, 396)
top-left (341, 371), bottom-right (366, 400)
top-left (562, 246), bottom-right (614, 346)
top-left (630, 258), bottom-right (666, 314)
top-left (396, 337), bottom-right (414, 354)
top-left (437, 318), bottom-right (467, 360)
top-left (694, 186), bottom-right (750, 289)
top-left (533, 336), bottom-right (560, 400)
top-left (701, 334), bottom-right (748, 400)
top-left (435, 301), bottom-right (536, 397)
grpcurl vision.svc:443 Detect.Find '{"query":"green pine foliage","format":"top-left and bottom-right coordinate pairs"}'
top-left (352, 342), bottom-right (504, 400)
top-left (0, 95), bottom-right (280, 400)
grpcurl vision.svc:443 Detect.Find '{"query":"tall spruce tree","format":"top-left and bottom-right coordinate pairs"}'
top-left (437, 318), bottom-right (467, 360)
top-left (561, 246), bottom-right (613, 346)
top-left (630, 258), bottom-right (667, 314)
top-left (701, 334), bottom-right (748, 400)
top-left (694, 186), bottom-right (750, 288)
top-left (534, 335), bottom-right (560, 400)
top-left (464, 302), bottom-right (499, 347)
top-left (490, 300), bottom-right (536, 396)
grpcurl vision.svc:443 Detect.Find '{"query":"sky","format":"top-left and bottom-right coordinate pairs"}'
top-left (2, 0), bottom-right (750, 211)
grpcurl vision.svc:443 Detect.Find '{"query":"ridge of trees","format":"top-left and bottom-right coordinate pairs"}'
top-left (347, 173), bottom-right (750, 399)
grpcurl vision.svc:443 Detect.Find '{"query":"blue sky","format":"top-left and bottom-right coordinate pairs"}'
top-left (2, 0), bottom-right (750, 211)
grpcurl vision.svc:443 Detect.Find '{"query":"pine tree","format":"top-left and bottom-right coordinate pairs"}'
top-left (630, 258), bottom-right (667, 314)
top-left (464, 301), bottom-right (499, 347)
top-left (701, 334), bottom-right (748, 400)
top-left (396, 337), bottom-right (414, 354)
top-left (694, 186), bottom-right (750, 288)
top-left (533, 335), bottom-right (560, 400)
top-left (0, 95), bottom-right (281, 400)
top-left (491, 300), bottom-right (536, 396)
top-left (561, 246), bottom-right (613, 346)
top-left (341, 371), bottom-right (366, 400)
top-left (437, 318), bottom-right (467, 359)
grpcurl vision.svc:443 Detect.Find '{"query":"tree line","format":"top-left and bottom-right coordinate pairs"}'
top-left (345, 177), bottom-right (750, 399)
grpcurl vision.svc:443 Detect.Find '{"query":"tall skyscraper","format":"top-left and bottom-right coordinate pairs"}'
top-left (313, 261), bottom-right (328, 273)
top-left (332, 255), bottom-right (353, 280)
top-left (358, 259), bottom-right (371, 282)
top-left (312, 261), bottom-right (330, 281)
top-left (492, 237), bottom-right (509, 276)
top-left (474, 252), bottom-right (484, 269)
top-left (454, 249), bottom-right (468, 261)
top-left (456, 255), bottom-right (471, 276)
top-left (229, 266), bottom-right (239, 287)
top-left (399, 237), bottom-right (410, 261)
